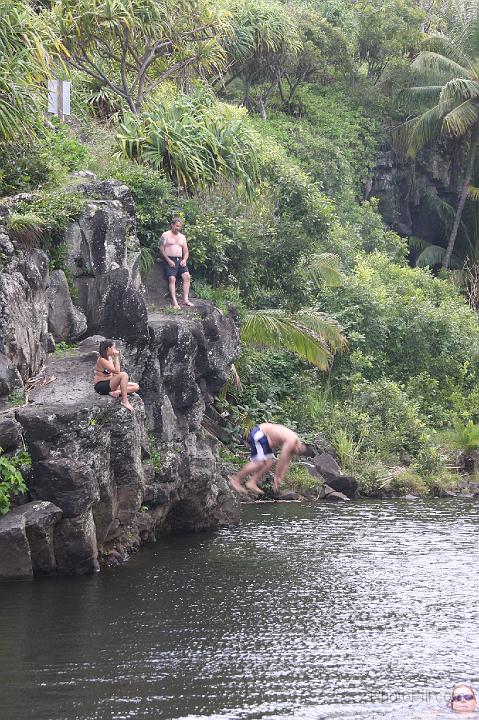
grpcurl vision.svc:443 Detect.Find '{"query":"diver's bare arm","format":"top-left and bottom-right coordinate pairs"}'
top-left (273, 442), bottom-right (295, 490)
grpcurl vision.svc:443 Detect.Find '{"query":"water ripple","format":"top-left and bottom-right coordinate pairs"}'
top-left (0, 499), bottom-right (478, 720)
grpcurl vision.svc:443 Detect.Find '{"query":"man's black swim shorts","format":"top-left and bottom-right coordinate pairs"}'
top-left (163, 256), bottom-right (189, 278)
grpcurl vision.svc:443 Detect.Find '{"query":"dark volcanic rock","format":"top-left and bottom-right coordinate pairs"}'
top-left (313, 453), bottom-right (342, 483)
top-left (326, 475), bottom-right (359, 500)
top-left (279, 491), bottom-right (303, 500)
top-left (143, 252), bottom-right (171, 308)
top-left (48, 270), bottom-right (87, 342)
top-left (0, 416), bottom-right (22, 451)
top-left (320, 484), bottom-right (350, 502)
top-left (7, 501), bottom-right (62, 575)
top-left (54, 509), bottom-right (99, 575)
top-left (63, 180), bottom-right (148, 344)
top-left (75, 268), bottom-right (148, 345)
top-left (11, 311), bottom-right (239, 574)
top-left (0, 177), bottom-right (241, 579)
top-left (32, 458), bottom-right (98, 518)
top-left (22, 501), bottom-right (62, 574)
top-left (0, 511), bottom-right (32, 579)
top-left (0, 248), bottom-right (49, 393)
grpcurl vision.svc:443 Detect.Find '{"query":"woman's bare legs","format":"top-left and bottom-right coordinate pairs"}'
top-left (109, 372), bottom-right (135, 411)
top-left (110, 381), bottom-right (138, 398)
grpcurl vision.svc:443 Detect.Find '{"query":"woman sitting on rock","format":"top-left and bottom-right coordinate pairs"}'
top-left (93, 339), bottom-right (139, 412)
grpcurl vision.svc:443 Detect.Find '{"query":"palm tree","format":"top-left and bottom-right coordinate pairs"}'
top-left (397, 17), bottom-right (479, 268)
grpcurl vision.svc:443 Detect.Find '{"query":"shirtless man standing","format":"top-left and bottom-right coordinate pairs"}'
top-left (228, 423), bottom-right (313, 495)
top-left (159, 217), bottom-right (193, 309)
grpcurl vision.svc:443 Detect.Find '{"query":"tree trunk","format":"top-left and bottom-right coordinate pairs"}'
top-left (443, 123), bottom-right (479, 269)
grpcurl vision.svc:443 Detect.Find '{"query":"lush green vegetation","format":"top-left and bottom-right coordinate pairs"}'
top-left (0, 447), bottom-right (30, 515)
top-left (2, 0), bottom-right (479, 496)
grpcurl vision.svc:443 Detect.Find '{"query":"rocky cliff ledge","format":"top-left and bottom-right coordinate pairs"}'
top-left (0, 177), bottom-right (240, 580)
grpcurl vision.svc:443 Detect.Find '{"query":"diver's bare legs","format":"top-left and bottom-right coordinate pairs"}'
top-left (229, 458), bottom-right (274, 495)
top-left (244, 459), bottom-right (274, 494)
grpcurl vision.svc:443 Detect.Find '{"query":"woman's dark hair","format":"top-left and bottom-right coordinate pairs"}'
top-left (99, 339), bottom-right (114, 359)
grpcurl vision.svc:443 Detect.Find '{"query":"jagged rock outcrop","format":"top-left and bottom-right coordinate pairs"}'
top-left (368, 145), bottom-right (459, 244)
top-left (0, 416), bottom-right (22, 451)
top-left (0, 246), bottom-right (49, 394)
top-left (0, 176), bottom-right (240, 580)
top-left (8, 318), bottom-right (239, 578)
top-left (0, 501), bottom-right (62, 579)
top-left (0, 177), bottom-right (147, 398)
top-left (65, 179), bottom-right (148, 345)
top-left (48, 269), bottom-right (88, 342)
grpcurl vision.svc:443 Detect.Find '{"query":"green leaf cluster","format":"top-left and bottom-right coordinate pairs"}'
top-left (115, 92), bottom-right (259, 195)
top-left (0, 447), bottom-right (28, 515)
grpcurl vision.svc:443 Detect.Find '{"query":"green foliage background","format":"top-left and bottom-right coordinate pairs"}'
top-left (1, 0), bottom-right (479, 498)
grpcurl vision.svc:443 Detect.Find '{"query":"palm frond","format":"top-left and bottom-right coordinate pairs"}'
top-left (304, 252), bottom-right (344, 288)
top-left (421, 34), bottom-right (476, 73)
top-left (394, 104), bottom-right (445, 156)
top-left (412, 51), bottom-right (470, 80)
top-left (408, 235), bottom-right (430, 251)
top-left (241, 309), bottom-right (345, 370)
top-left (295, 310), bottom-right (347, 352)
top-left (406, 85), bottom-right (443, 102)
top-left (468, 185), bottom-right (479, 200)
top-left (442, 98), bottom-right (479, 136)
top-left (415, 244), bottom-right (446, 267)
top-left (441, 78), bottom-right (479, 104)
top-left (415, 243), bottom-right (462, 269)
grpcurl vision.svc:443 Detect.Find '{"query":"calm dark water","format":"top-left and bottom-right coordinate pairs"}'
top-left (1, 500), bottom-right (479, 720)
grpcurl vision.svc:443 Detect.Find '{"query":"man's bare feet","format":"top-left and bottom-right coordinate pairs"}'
top-left (172, 303), bottom-right (181, 310)
top-left (183, 299), bottom-right (194, 307)
top-left (109, 389), bottom-right (121, 398)
top-left (121, 400), bottom-right (135, 412)
top-left (244, 480), bottom-right (264, 495)
top-left (228, 476), bottom-right (248, 495)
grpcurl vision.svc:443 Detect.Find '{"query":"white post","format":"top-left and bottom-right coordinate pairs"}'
top-left (47, 79), bottom-right (71, 121)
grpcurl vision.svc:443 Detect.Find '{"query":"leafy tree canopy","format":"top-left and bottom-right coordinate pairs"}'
top-left (50, 0), bottom-right (229, 113)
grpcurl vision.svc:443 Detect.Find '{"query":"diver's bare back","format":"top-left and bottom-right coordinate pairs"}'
top-left (259, 423), bottom-right (300, 449)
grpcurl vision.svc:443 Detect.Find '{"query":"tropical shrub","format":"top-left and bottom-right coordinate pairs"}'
top-left (221, 0), bottom-right (301, 107)
top-left (101, 161), bottom-right (178, 249)
top-left (115, 91), bottom-right (259, 195)
top-left (442, 420), bottom-right (479, 454)
top-left (10, 191), bottom-right (86, 245)
top-left (0, 447), bottom-right (28, 515)
top-left (51, 0), bottom-right (228, 114)
top-left (0, 124), bottom-right (88, 197)
top-left (320, 253), bottom-right (479, 394)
